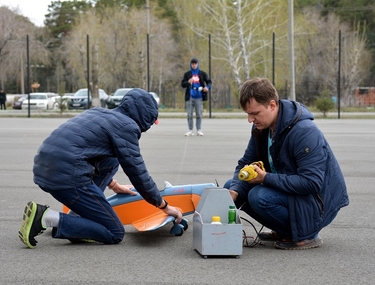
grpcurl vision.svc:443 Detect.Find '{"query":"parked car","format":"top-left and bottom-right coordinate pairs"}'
top-left (68, 88), bottom-right (109, 109)
top-left (12, 95), bottom-right (27, 109)
top-left (107, 88), bottom-right (160, 109)
top-left (149, 92), bottom-right (160, 105)
top-left (21, 93), bottom-right (58, 110)
top-left (106, 88), bottom-right (133, 109)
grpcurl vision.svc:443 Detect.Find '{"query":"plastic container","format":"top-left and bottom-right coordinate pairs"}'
top-left (211, 216), bottom-right (222, 224)
top-left (193, 187), bottom-right (243, 258)
top-left (228, 205), bottom-right (236, 224)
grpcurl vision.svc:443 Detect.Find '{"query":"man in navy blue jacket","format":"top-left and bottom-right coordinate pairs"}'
top-left (224, 78), bottom-right (349, 250)
top-left (19, 88), bottom-right (182, 248)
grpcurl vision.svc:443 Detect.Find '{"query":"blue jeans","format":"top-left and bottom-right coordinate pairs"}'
top-left (186, 98), bottom-right (203, 130)
top-left (41, 160), bottom-right (124, 244)
top-left (224, 179), bottom-right (337, 240)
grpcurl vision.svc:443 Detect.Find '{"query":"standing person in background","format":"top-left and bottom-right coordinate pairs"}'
top-left (0, 89), bottom-right (6, 110)
top-left (181, 58), bottom-right (212, 136)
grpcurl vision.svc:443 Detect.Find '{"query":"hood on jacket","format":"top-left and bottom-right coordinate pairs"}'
top-left (115, 88), bottom-right (158, 132)
top-left (277, 100), bottom-right (314, 134)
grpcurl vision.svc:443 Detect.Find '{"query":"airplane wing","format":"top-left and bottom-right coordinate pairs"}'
top-left (131, 212), bottom-right (175, 231)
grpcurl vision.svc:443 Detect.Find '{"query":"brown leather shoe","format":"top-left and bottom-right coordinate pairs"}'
top-left (258, 231), bottom-right (282, 241)
top-left (274, 236), bottom-right (323, 250)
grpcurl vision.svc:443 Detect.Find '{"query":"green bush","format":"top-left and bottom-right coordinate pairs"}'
top-left (315, 90), bottom-right (335, 117)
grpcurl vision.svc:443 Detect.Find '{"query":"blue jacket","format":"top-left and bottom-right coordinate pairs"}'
top-left (33, 88), bottom-right (162, 206)
top-left (230, 100), bottom-right (349, 240)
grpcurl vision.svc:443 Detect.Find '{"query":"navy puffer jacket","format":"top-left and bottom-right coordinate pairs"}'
top-left (230, 100), bottom-right (349, 240)
top-left (33, 88), bottom-right (162, 206)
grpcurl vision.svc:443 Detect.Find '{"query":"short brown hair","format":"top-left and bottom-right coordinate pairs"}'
top-left (239, 77), bottom-right (279, 109)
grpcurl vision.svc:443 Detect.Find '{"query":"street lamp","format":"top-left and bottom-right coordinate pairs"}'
top-left (288, 0), bottom-right (295, 101)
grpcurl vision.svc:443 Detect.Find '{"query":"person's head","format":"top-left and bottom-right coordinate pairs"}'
top-left (190, 58), bottom-right (199, 70)
top-left (117, 88), bottom-right (158, 132)
top-left (239, 77), bottom-right (279, 130)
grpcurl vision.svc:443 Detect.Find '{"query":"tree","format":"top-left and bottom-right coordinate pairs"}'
top-left (0, 6), bottom-right (50, 93)
top-left (45, 0), bottom-right (92, 41)
top-left (315, 89), bottom-right (334, 117)
top-left (297, 9), bottom-right (371, 107)
top-left (296, 0), bottom-right (375, 84)
top-left (172, 0), bottom-right (290, 91)
top-left (61, 3), bottom-right (178, 106)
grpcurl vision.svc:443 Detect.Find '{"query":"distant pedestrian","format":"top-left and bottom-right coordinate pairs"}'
top-left (181, 58), bottom-right (212, 136)
top-left (0, 89), bottom-right (6, 110)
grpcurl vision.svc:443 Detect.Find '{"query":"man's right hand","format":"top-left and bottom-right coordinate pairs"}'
top-left (229, 190), bottom-right (238, 201)
top-left (162, 205), bottom-right (183, 224)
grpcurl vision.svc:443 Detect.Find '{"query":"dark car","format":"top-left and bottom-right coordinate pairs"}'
top-left (107, 88), bottom-right (160, 109)
top-left (69, 88), bottom-right (109, 109)
top-left (12, 95), bottom-right (27, 110)
top-left (106, 88), bottom-right (133, 109)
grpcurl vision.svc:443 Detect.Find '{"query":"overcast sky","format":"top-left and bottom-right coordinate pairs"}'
top-left (0, 0), bottom-right (62, 27)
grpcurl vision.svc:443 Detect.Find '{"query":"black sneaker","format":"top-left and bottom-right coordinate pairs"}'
top-left (19, 201), bottom-right (49, 248)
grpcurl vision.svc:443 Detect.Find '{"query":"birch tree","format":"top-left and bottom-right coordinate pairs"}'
top-left (172, 0), bottom-right (289, 90)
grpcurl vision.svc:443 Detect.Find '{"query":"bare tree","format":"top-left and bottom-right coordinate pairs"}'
top-left (0, 6), bottom-right (50, 93)
top-left (298, 9), bottom-right (371, 106)
top-left (172, 0), bottom-right (289, 90)
top-left (61, 5), bottom-right (178, 101)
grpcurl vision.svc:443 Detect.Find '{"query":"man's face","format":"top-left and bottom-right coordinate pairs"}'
top-left (191, 62), bottom-right (198, 69)
top-left (244, 99), bottom-right (277, 130)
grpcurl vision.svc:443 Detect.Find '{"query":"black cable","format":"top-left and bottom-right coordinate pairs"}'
top-left (240, 216), bottom-right (265, 248)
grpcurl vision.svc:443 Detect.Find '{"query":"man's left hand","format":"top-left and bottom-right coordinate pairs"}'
top-left (112, 184), bottom-right (137, 195)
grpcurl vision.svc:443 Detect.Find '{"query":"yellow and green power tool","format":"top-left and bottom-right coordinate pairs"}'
top-left (238, 161), bottom-right (265, 181)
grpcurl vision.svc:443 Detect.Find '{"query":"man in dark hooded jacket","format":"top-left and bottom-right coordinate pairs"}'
top-left (224, 78), bottom-right (349, 250)
top-left (19, 88), bottom-right (182, 248)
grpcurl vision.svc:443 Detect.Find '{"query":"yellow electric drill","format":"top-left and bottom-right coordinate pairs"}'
top-left (238, 161), bottom-right (265, 181)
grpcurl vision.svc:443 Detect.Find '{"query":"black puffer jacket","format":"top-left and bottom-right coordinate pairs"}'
top-left (33, 88), bottom-right (162, 206)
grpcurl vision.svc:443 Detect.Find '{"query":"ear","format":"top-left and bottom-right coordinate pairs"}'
top-left (269, 100), bottom-right (277, 111)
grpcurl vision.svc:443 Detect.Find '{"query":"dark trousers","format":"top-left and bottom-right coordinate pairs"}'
top-left (0, 102), bottom-right (6, 110)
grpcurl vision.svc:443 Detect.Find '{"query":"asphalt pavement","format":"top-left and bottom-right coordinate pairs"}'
top-left (0, 117), bottom-right (374, 284)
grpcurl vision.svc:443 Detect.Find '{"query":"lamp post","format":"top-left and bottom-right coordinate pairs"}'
top-left (288, 0), bottom-right (295, 101)
top-left (146, 0), bottom-right (150, 91)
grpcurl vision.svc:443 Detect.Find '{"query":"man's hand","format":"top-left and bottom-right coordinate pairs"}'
top-left (109, 180), bottom-right (137, 195)
top-left (161, 205), bottom-right (183, 224)
top-left (248, 164), bottom-right (266, 184)
top-left (203, 87), bottom-right (209, 92)
top-left (229, 190), bottom-right (238, 201)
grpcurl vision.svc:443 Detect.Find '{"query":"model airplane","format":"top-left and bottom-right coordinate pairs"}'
top-left (63, 181), bottom-right (217, 236)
